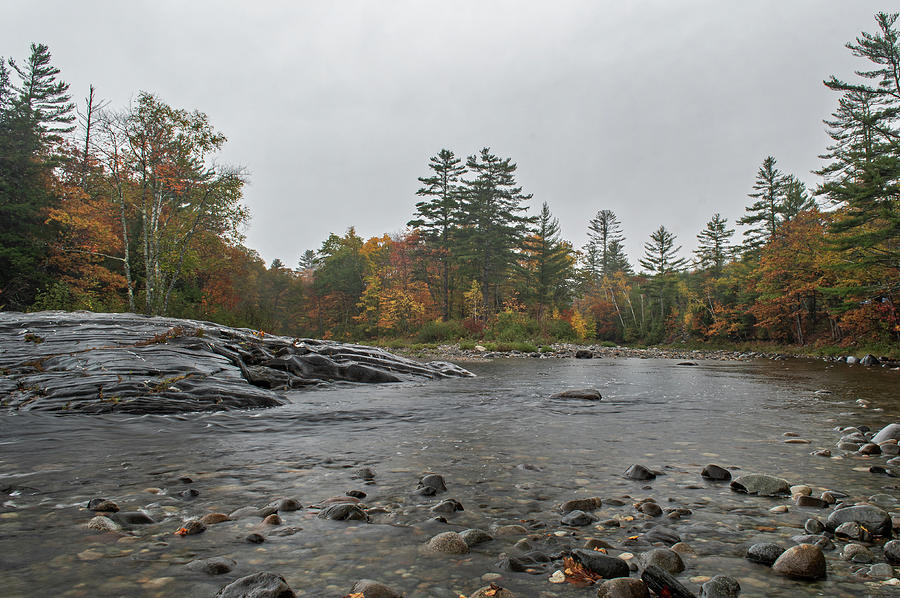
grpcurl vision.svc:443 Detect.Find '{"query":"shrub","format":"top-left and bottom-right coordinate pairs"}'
top-left (416, 319), bottom-right (465, 343)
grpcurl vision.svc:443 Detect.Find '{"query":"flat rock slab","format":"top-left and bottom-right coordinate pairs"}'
top-left (0, 311), bottom-right (472, 414)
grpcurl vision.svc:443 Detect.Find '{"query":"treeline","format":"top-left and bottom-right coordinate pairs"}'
top-left (1, 12), bottom-right (898, 352)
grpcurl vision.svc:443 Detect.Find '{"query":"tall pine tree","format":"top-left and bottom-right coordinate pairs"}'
top-left (518, 202), bottom-right (573, 320)
top-left (457, 148), bottom-right (535, 314)
top-left (694, 213), bottom-right (734, 276)
top-left (739, 156), bottom-right (785, 254)
top-left (408, 149), bottom-right (466, 320)
top-left (587, 209), bottom-right (626, 275)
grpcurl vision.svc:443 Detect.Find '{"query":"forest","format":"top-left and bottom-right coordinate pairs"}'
top-left (1, 12), bottom-right (898, 355)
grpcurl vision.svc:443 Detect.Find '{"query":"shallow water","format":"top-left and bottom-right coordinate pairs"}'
top-left (1, 357), bottom-right (899, 597)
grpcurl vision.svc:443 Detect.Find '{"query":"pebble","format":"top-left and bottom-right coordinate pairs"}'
top-left (425, 531), bottom-right (468, 555)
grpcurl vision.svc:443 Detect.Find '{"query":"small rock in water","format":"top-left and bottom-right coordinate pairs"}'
top-left (784, 438), bottom-right (810, 444)
top-left (796, 495), bottom-right (829, 508)
top-left (346, 489), bottom-right (367, 499)
top-left (834, 521), bottom-right (872, 542)
top-left (112, 511), bottom-right (155, 525)
top-left (471, 584), bottom-right (516, 598)
top-left (772, 544), bottom-right (827, 580)
top-left (569, 548), bottom-right (630, 578)
top-left (267, 497), bottom-right (301, 512)
top-left (262, 514), bottom-right (282, 526)
top-left (200, 513), bottom-right (230, 525)
top-left (426, 531), bottom-right (469, 555)
top-left (826, 504), bottom-right (892, 536)
top-left (559, 497), bottom-right (603, 513)
top-left (804, 518), bottom-right (825, 534)
top-left (746, 542), bottom-right (786, 566)
top-left (86, 515), bottom-right (121, 532)
top-left (730, 474), bottom-right (790, 496)
top-left (790, 484), bottom-right (811, 496)
top-left (811, 449), bottom-right (832, 457)
top-left (561, 509), bottom-right (597, 526)
top-left (625, 464), bottom-right (656, 480)
top-left (548, 570), bottom-right (566, 583)
top-left (459, 528), bottom-right (493, 547)
top-left (244, 533), bottom-right (265, 544)
top-left (186, 557), bottom-right (236, 575)
top-left (175, 519), bottom-right (206, 536)
top-left (641, 564), bottom-right (695, 598)
top-left (318, 503), bottom-right (368, 521)
top-left (417, 473), bottom-right (447, 495)
top-left (430, 498), bottom-right (464, 514)
top-left (87, 498), bottom-right (119, 512)
top-left (700, 464), bottom-right (731, 481)
top-left (859, 442), bottom-right (882, 455)
top-left (700, 575), bottom-right (741, 598)
top-left (348, 579), bottom-right (403, 598)
top-left (549, 388), bottom-right (601, 400)
top-left (791, 534), bottom-right (834, 550)
top-left (841, 543), bottom-right (874, 563)
top-left (355, 467), bottom-right (376, 481)
top-left (884, 540), bottom-right (900, 564)
top-left (872, 423), bottom-right (900, 443)
top-left (638, 502), bottom-right (663, 517)
top-left (639, 548), bottom-right (685, 574)
top-left (229, 506), bottom-right (261, 520)
top-left (596, 577), bottom-right (651, 598)
top-left (215, 571), bottom-right (295, 598)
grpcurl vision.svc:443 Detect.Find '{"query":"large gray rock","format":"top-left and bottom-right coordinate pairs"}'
top-left (730, 474), bottom-right (790, 497)
top-left (0, 311), bottom-right (473, 414)
top-left (215, 571), bottom-right (295, 598)
top-left (825, 504), bottom-right (892, 537)
top-left (771, 544), bottom-right (827, 580)
top-left (872, 423), bottom-right (900, 444)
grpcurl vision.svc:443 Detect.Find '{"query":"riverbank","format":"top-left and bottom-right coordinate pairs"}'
top-left (382, 340), bottom-right (900, 368)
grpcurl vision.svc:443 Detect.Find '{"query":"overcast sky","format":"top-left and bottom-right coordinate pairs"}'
top-left (1, 1), bottom-right (890, 268)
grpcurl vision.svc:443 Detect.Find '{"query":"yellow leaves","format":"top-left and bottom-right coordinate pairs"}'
top-left (342, 593), bottom-right (365, 598)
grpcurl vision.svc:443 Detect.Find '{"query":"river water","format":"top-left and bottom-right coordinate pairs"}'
top-left (1, 357), bottom-right (898, 597)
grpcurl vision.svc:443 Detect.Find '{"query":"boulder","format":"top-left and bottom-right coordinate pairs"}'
top-left (0, 311), bottom-right (473, 414)
top-left (215, 571), bottom-right (295, 598)
top-left (771, 544), bottom-right (826, 580)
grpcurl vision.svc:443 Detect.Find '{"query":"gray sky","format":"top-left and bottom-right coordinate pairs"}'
top-left (2, 1), bottom-right (890, 269)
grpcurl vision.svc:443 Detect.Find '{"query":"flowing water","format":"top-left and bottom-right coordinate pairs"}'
top-left (1, 357), bottom-right (899, 597)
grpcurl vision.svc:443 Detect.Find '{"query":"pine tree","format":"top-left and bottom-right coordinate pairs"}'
top-left (605, 239), bottom-right (632, 275)
top-left (457, 148), bottom-right (535, 313)
top-left (779, 175), bottom-right (815, 223)
top-left (0, 44), bottom-right (74, 309)
top-left (587, 209), bottom-right (626, 275)
top-left (819, 12), bottom-right (900, 285)
top-left (694, 213), bottom-right (735, 276)
top-left (739, 156), bottom-right (785, 254)
top-left (518, 202), bottom-right (573, 320)
top-left (407, 149), bottom-right (466, 320)
top-left (639, 226), bottom-right (687, 275)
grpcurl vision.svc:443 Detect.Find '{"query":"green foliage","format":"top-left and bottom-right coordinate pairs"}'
top-left (640, 226), bottom-right (687, 275)
top-left (415, 319), bottom-right (465, 343)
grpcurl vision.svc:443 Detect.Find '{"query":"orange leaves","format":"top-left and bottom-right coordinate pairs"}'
top-left (173, 527), bottom-right (190, 536)
top-left (561, 557), bottom-right (604, 586)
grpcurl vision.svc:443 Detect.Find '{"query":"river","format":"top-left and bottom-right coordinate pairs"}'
top-left (1, 356), bottom-right (898, 597)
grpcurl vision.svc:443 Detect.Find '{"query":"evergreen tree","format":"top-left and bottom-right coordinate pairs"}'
top-left (587, 209), bottom-right (626, 275)
top-left (819, 12), bottom-right (900, 284)
top-left (779, 175), bottom-right (816, 222)
top-left (579, 241), bottom-right (602, 286)
top-left (0, 44), bottom-right (74, 309)
top-left (739, 156), bottom-right (785, 253)
top-left (694, 213), bottom-right (735, 276)
top-left (640, 225), bottom-right (687, 275)
top-left (407, 149), bottom-right (466, 320)
top-left (605, 239), bottom-right (632, 275)
top-left (457, 148), bottom-right (535, 314)
top-left (298, 249), bottom-right (319, 272)
top-left (518, 202), bottom-right (573, 320)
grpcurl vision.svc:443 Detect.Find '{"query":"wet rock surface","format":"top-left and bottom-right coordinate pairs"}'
top-left (0, 311), bottom-right (473, 414)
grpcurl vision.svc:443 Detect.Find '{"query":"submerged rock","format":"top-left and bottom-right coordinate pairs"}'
top-left (215, 571), bottom-right (295, 598)
top-left (549, 388), bottom-right (602, 400)
top-left (0, 311), bottom-right (473, 414)
top-left (348, 579), bottom-right (403, 598)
